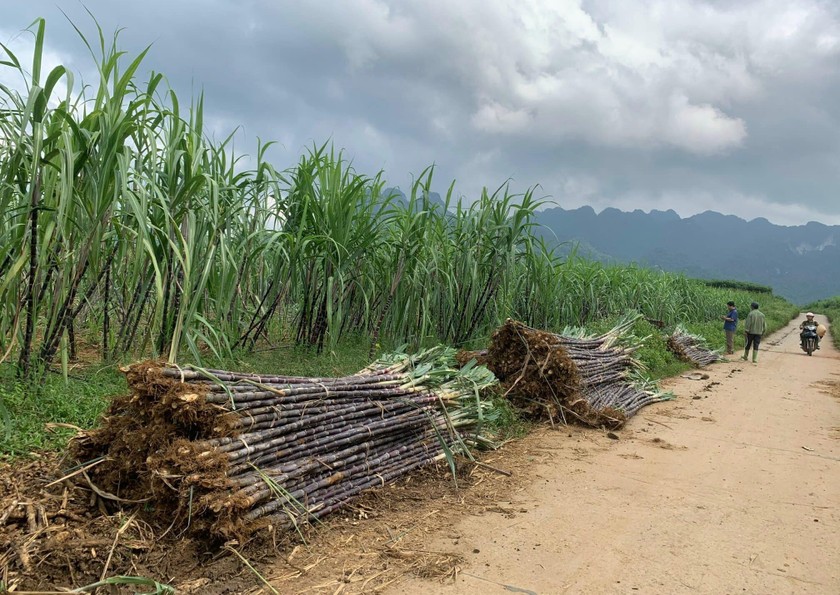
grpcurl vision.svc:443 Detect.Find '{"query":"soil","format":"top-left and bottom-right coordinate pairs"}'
top-left (2, 316), bottom-right (838, 593)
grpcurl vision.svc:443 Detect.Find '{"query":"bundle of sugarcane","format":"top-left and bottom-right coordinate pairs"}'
top-left (70, 347), bottom-right (497, 539)
top-left (667, 326), bottom-right (721, 367)
top-left (483, 314), bottom-right (670, 428)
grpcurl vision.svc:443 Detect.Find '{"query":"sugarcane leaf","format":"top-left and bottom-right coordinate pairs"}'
top-left (71, 575), bottom-right (175, 594)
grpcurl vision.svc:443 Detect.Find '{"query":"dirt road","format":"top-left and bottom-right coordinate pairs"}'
top-left (390, 316), bottom-right (840, 594)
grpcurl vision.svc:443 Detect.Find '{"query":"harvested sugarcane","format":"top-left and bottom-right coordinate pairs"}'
top-left (472, 314), bottom-right (670, 428)
top-left (70, 347), bottom-right (498, 539)
top-left (668, 326), bottom-right (721, 367)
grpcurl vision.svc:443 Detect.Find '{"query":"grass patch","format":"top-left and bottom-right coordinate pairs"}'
top-left (0, 365), bottom-right (124, 457)
top-left (204, 336), bottom-right (374, 378)
top-left (634, 332), bottom-right (694, 380)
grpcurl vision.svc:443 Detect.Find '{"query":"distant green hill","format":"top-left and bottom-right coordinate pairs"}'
top-left (535, 206), bottom-right (840, 304)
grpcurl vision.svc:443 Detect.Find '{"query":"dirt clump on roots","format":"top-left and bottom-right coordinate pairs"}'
top-left (485, 319), bottom-right (580, 421)
top-left (455, 349), bottom-right (489, 368)
top-left (483, 319), bottom-right (637, 429)
top-left (67, 361), bottom-right (236, 539)
top-left (118, 360), bottom-right (232, 438)
top-left (0, 453), bottom-right (258, 594)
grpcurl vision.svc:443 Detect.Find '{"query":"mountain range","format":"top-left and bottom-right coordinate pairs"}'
top-left (534, 206), bottom-right (839, 305)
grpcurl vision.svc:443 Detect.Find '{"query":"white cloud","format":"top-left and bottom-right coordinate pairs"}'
top-left (471, 103), bottom-right (532, 134)
top-left (663, 94), bottom-right (746, 154)
top-left (272, 0), bottom-right (834, 156)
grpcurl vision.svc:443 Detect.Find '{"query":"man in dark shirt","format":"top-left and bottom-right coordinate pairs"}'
top-left (721, 301), bottom-right (738, 354)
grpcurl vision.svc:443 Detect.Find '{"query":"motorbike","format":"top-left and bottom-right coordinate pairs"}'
top-left (800, 324), bottom-right (819, 356)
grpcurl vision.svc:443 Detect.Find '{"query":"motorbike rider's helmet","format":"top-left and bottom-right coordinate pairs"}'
top-left (806, 312), bottom-right (815, 318)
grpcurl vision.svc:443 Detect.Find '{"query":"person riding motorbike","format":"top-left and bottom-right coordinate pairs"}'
top-left (799, 312), bottom-right (820, 350)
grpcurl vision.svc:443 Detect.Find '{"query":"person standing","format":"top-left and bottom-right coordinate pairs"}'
top-left (742, 302), bottom-right (766, 363)
top-left (721, 301), bottom-right (738, 354)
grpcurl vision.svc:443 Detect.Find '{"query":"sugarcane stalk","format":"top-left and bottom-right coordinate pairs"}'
top-left (72, 347), bottom-right (497, 540)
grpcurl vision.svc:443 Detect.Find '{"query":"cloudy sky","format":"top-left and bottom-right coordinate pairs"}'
top-left (3, 1), bottom-right (839, 225)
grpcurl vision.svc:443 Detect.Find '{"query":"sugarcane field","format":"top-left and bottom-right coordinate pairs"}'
top-left (2, 13), bottom-right (840, 595)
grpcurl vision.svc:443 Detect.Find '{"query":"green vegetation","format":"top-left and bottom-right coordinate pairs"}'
top-left (702, 279), bottom-right (774, 294)
top-left (0, 365), bottom-right (122, 455)
top-left (805, 296), bottom-right (840, 349)
top-left (0, 18), bottom-right (801, 457)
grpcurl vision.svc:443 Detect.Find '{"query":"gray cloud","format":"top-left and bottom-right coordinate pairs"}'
top-left (3, 0), bottom-right (839, 224)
